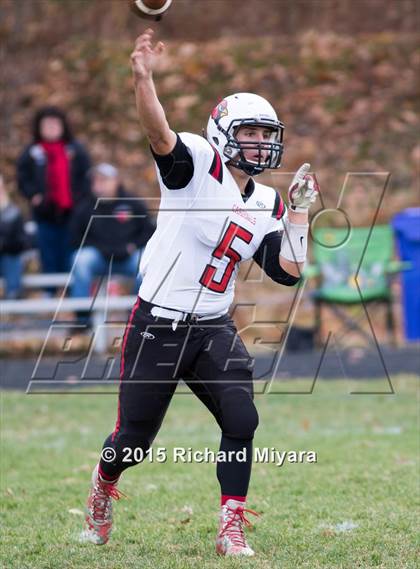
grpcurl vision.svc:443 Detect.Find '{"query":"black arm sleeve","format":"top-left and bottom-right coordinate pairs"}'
top-left (253, 231), bottom-right (301, 286)
top-left (150, 134), bottom-right (194, 190)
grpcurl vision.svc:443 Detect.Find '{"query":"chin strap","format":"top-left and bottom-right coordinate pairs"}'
top-left (229, 160), bottom-right (263, 177)
top-left (280, 217), bottom-right (309, 264)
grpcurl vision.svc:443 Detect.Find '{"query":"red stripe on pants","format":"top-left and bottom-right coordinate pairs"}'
top-left (111, 296), bottom-right (141, 442)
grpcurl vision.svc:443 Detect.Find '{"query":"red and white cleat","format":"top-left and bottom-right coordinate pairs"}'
top-left (216, 499), bottom-right (260, 557)
top-left (79, 464), bottom-right (124, 545)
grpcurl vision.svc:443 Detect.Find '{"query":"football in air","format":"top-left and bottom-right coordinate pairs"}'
top-left (129, 0), bottom-right (173, 20)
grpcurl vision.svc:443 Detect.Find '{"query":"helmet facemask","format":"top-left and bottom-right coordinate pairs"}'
top-left (218, 118), bottom-right (284, 176)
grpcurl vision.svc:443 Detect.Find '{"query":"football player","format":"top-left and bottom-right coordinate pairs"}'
top-left (80, 28), bottom-right (319, 556)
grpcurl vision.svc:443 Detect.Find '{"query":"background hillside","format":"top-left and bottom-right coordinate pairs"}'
top-left (1, 0), bottom-right (418, 224)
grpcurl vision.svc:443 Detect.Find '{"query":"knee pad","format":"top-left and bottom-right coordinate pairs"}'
top-left (219, 387), bottom-right (259, 440)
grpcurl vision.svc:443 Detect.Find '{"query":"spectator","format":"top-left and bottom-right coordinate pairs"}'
top-left (70, 163), bottom-right (155, 326)
top-left (0, 175), bottom-right (28, 299)
top-left (16, 106), bottom-right (91, 282)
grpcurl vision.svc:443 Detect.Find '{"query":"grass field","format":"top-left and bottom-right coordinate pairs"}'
top-left (1, 377), bottom-right (419, 569)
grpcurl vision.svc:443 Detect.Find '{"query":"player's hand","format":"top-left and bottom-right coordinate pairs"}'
top-left (288, 163), bottom-right (319, 213)
top-left (131, 29), bottom-right (165, 80)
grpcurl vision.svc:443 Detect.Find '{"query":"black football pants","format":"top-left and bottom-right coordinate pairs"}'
top-left (99, 297), bottom-right (259, 497)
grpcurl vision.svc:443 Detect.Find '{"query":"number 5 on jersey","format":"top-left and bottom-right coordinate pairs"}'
top-left (199, 221), bottom-right (253, 293)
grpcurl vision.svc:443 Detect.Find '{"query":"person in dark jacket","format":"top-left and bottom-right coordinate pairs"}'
top-left (70, 163), bottom-right (155, 325)
top-left (0, 175), bottom-right (28, 298)
top-left (16, 106), bottom-right (91, 278)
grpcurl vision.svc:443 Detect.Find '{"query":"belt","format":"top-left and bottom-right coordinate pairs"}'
top-left (139, 297), bottom-right (227, 330)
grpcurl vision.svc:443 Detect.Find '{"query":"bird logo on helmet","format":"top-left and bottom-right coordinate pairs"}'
top-left (206, 92), bottom-right (285, 177)
top-left (211, 99), bottom-right (229, 122)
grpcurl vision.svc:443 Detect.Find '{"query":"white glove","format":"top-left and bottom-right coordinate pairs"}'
top-left (288, 163), bottom-right (319, 213)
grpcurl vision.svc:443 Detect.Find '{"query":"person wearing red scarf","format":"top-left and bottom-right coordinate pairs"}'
top-left (17, 106), bottom-right (91, 285)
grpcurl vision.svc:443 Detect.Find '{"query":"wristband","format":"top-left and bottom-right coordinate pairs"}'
top-left (280, 218), bottom-right (309, 263)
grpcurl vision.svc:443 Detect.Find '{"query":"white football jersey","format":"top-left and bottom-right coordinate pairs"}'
top-left (139, 132), bottom-right (287, 316)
